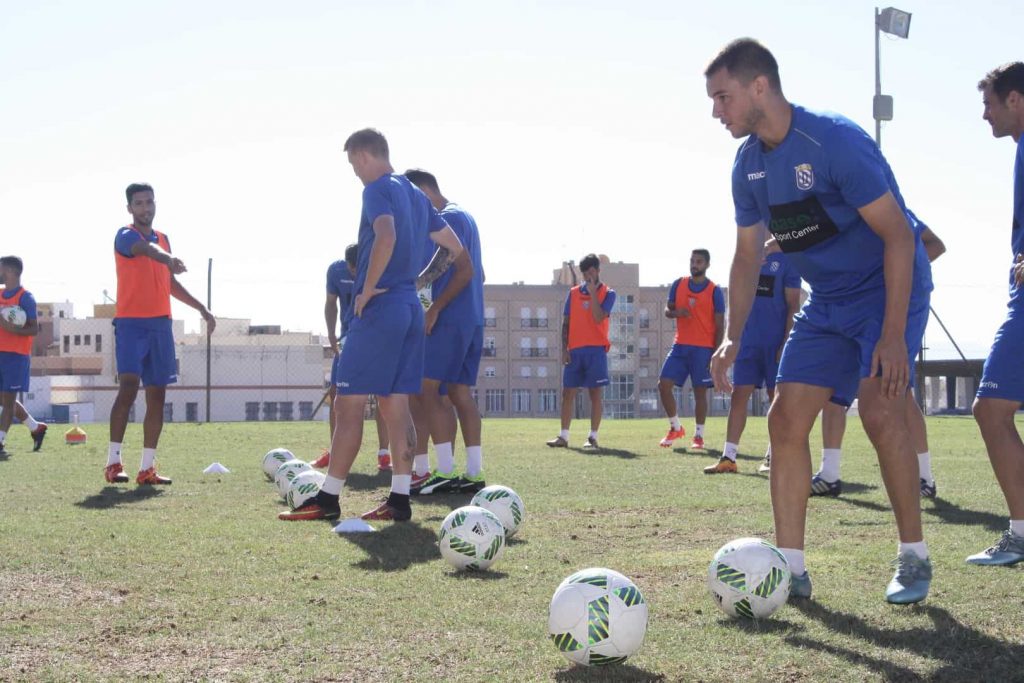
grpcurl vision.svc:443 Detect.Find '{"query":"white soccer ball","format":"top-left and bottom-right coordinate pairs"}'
top-left (438, 505), bottom-right (506, 571)
top-left (0, 306), bottom-right (26, 327)
top-left (470, 485), bottom-right (525, 538)
top-left (549, 567), bottom-right (648, 667)
top-left (262, 448), bottom-right (295, 480)
top-left (417, 286), bottom-right (432, 311)
top-left (707, 537), bottom-right (791, 619)
top-left (273, 460), bottom-right (312, 498)
top-left (286, 470), bottom-right (326, 510)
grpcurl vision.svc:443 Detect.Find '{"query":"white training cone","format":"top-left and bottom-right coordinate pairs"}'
top-left (333, 518), bottom-right (377, 534)
top-left (203, 462), bottom-right (230, 474)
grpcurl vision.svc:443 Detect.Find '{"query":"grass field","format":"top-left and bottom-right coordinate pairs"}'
top-left (1, 415), bottom-right (1023, 682)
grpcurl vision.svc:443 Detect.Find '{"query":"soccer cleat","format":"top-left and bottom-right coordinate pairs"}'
top-left (581, 436), bottom-right (600, 451)
top-left (810, 474), bottom-right (842, 497)
top-left (410, 470), bottom-right (432, 490)
top-left (966, 530), bottom-right (1024, 566)
top-left (0, 442), bottom-right (7, 456)
top-left (377, 452), bottom-right (392, 471)
top-left (690, 436), bottom-right (705, 450)
top-left (104, 462), bottom-right (129, 483)
top-left (30, 423), bottom-right (48, 452)
top-left (360, 500), bottom-right (411, 522)
top-left (703, 457), bottom-right (737, 474)
top-left (457, 472), bottom-right (486, 493)
top-left (758, 453), bottom-right (771, 473)
top-left (136, 467), bottom-right (172, 485)
top-left (546, 435), bottom-right (568, 448)
top-left (659, 427), bottom-right (685, 447)
top-left (920, 478), bottom-right (937, 499)
top-left (411, 470), bottom-right (460, 496)
top-left (789, 571), bottom-right (812, 599)
top-left (278, 492), bottom-right (340, 521)
top-left (311, 450), bottom-right (330, 468)
top-left (885, 552), bottom-right (932, 604)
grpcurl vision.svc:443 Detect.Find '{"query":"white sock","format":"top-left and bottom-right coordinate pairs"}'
top-left (589, 430), bottom-right (598, 440)
top-left (917, 452), bottom-right (933, 484)
top-left (0, 430), bottom-right (6, 445)
top-left (23, 415), bottom-right (39, 431)
top-left (378, 448), bottom-right (390, 457)
top-left (723, 442), bottom-right (738, 462)
top-left (107, 442), bottom-right (122, 466)
top-left (695, 424), bottom-right (705, 438)
top-left (140, 448), bottom-right (157, 471)
top-left (559, 429), bottom-right (570, 441)
top-left (466, 445), bottom-right (483, 477)
top-left (321, 475), bottom-right (345, 496)
top-left (435, 442), bottom-right (454, 474)
top-left (413, 453), bottom-right (430, 476)
top-left (780, 548), bottom-right (806, 575)
top-left (669, 415), bottom-right (681, 431)
top-left (391, 474), bottom-right (412, 496)
top-left (764, 444), bottom-right (772, 458)
top-left (898, 541), bottom-right (929, 559)
top-left (819, 448), bottom-right (842, 482)
top-left (1009, 520), bottom-right (1024, 537)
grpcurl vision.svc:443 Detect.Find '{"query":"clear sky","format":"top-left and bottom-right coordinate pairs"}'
top-left (1, 0), bottom-right (1018, 358)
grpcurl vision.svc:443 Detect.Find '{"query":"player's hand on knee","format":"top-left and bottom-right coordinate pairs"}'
top-left (870, 335), bottom-right (908, 400)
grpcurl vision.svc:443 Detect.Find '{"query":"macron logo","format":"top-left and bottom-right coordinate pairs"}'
top-left (747, 171), bottom-right (766, 181)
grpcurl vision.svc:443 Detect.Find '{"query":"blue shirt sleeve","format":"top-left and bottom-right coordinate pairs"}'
top-left (825, 124), bottom-right (891, 210)
top-left (19, 291), bottom-right (37, 321)
top-left (563, 291), bottom-right (571, 317)
top-left (428, 206), bottom-right (447, 234)
top-left (362, 182), bottom-right (393, 224)
top-left (326, 261), bottom-right (344, 296)
top-left (601, 289), bottom-right (616, 314)
top-left (732, 147), bottom-right (762, 227)
top-left (114, 228), bottom-right (143, 258)
top-left (667, 278), bottom-right (681, 304)
top-left (783, 262), bottom-right (802, 289)
top-left (712, 286), bottom-right (725, 313)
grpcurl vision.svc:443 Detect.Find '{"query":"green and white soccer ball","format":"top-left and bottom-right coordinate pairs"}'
top-left (273, 460), bottom-right (312, 498)
top-left (0, 306), bottom-right (26, 327)
top-left (438, 505), bottom-right (506, 571)
top-left (470, 485), bottom-right (525, 538)
top-left (262, 448), bottom-right (295, 480)
top-left (549, 567), bottom-right (648, 667)
top-left (286, 470), bottom-right (326, 510)
top-left (417, 286), bottom-right (432, 311)
top-left (707, 537), bottom-right (791, 619)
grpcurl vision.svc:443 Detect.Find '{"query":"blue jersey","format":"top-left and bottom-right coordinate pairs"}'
top-left (732, 105), bottom-right (929, 304)
top-left (356, 174), bottom-right (447, 304)
top-left (905, 208), bottom-right (934, 294)
top-left (741, 253), bottom-right (801, 349)
top-left (1011, 136), bottom-right (1024, 305)
top-left (431, 203), bottom-right (485, 327)
top-left (326, 260), bottom-right (355, 335)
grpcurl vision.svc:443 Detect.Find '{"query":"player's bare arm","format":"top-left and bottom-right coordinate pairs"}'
top-left (422, 249), bottom-right (474, 336)
top-left (713, 311), bottom-right (725, 349)
top-left (416, 225), bottom-right (465, 290)
top-left (129, 239), bottom-right (186, 275)
top-left (355, 215), bottom-right (396, 316)
top-left (920, 227), bottom-right (946, 263)
top-left (859, 191), bottom-right (914, 399)
top-left (710, 222), bottom-right (764, 392)
top-left (170, 276), bottom-right (216, 334)
top-left (325, 293), bottom-right (339, 353)
top-left (0, 316), bottom-right (38, 336)
top-left (561, 315), bottom-right (570, 365)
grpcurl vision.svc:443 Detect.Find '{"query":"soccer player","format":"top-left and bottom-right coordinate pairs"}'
top-left (403, 169), bottom-right (486, 496)
top-left (316, 243), bottom-right (391, 471)
top-left (714, 250), bottom-right (800, 474)
top-left (706, 39), bottom-right (933, 604)
top-left (657, 249), bottom-right (725, 451)
top-left (280, 128), bottom-right (463, 522)
top-left (106, 184), bottom-right (216, 485)
top-left (0, 400), bottom-right (48, 452)
top-left (0, 256), bottom-right (39, 456)
top-left (546, 254), bottom-right (615, 451)
top-left (810, 215), bottom-right (946, 498)
top-left (968, 62), bottom-right (1024, 566)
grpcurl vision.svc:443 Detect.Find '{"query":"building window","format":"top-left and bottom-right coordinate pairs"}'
top-left (484, 366), bottom-right (496, 378)
top-left (483, 336), bottom-right (497, 357)
top-left (186, 402), bottom-right (199, 422)
top-left (163, 403), bottom-right (174, 423)
top-left (63, 335), bottom-right (69, 353)
top-left (96, 334), bottom-right (102, 352)
top-left (299, 401), bottom-right (314, 420)
top-left (512, 389), bottom-right (531, 413)
top-left (639, 309), bottom-right (650, 329)
top-left (520, 365), bottom-right (532, 378)
top-left (626, 294), bottom-right (634, 303)
top-left (485, 389), bottom-right (505, 413)
top-left (639, 366), bottom-right (649, 378)
top-left (279, 402), bottom-right (294, 421)
top-left (484, 306), bottom-right (497, 327)
top-left (640, 388), bottom-right (659, 412)
top-left (538, 365), bottom-right (548, 378)
top-left (74, 335), bottom-right (81, 346)
top-left (520, 307), bottom-right (531, 327)
top-left (262, 402), bottom-right (278, 421)
top-left (245, 402), bottom-right (260, 421)
top-left (84, 334), bottom-right (91, 346)
top-left (539, 389), bottom-right (558, 413)
top-left (603, 373), bottom-right (635, 402)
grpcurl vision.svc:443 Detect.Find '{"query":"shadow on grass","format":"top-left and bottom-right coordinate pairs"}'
top-left (343, 469), bottom-right (392, 492)
top-left (672, 447), bottom-right (722, 459)
top-left (444, 569), bottom-right (510, 580)
top-left (573, 446), bottom-right (640, 460)
top-left (717, 615), bottom-right (804, 635)
top-left (554, 663), bottom-right (666, 682)
top-left (74, 486), bottom-right (164, 510)
top-left (789, 600), bottom-right (1024, 682)
top-left (342, 521), bottom-right (439, 572)
top-left (923, 497), bottom-right (1007, 534)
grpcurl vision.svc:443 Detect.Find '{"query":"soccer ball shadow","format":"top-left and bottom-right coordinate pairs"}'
top-left (553, 662), bottom-right (665, 682)
top-left (339, 521), bottom-right (440, 572)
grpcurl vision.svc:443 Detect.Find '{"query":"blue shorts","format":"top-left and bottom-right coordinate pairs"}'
top-left (114, 317), bottom-right (178, 387)
top-left (660, 344), bottom-right (714, 388)
top-left (977, 302), bottom-right (1024, 403)
top-left (779, 293), bottom-right (928, 407)
top-left (336, 299), bottom-right (424, 396)
top-left (563, 346), bottom-right (609, 388)
top-left (0, 352), bottom-right (30, 393)
top-left (425, 324), bottom-right (483, 386)
top-left (733, 344), bottom-right (779, 390)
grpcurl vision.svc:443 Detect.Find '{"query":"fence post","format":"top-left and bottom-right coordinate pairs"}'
top-left (206, 257), bottom-right (212, 422)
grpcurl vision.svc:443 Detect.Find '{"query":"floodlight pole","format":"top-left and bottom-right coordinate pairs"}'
top-left (874, 6), bottom-right (882, 145)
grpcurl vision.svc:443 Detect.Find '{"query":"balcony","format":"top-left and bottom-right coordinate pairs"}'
top-left (484, 318), bottom-right (497, 327)
top-left (482, 347), bottom-right (498, 357)
top-left (520, 318), bottom-right (549, 328)
top-left (519, 348), bottom-right (550, 358)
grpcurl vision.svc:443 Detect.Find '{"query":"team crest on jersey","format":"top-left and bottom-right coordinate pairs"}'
top-left (770, 260), bottom-right (780, 273)
top-left (582, 301), bottom-right (590, 309)
top-left (688, 297), bottom-right (697, 308)
top-left (795, 163), bottom-right (814, 191)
